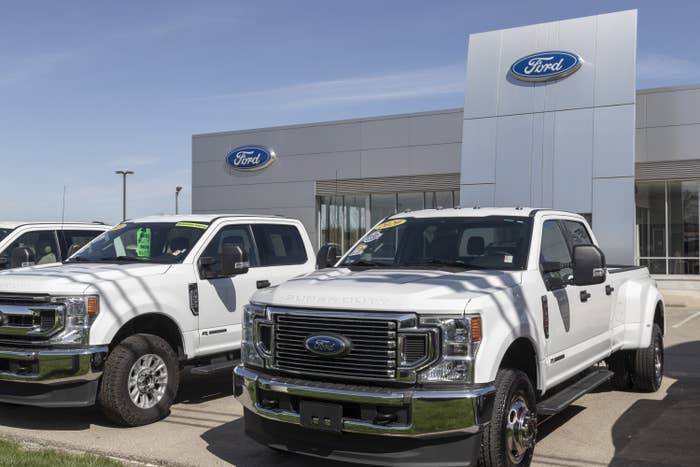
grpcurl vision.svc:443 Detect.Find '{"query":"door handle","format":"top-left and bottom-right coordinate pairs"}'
top-left (605, 285), bottom-right (615, 295)
top-left (257, 280), bottom-right (271, 289)
top-left (580, 290), bottom-right (591, 302)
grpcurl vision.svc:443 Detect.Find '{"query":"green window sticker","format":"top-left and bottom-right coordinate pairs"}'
top-left (136, 228), bottom-right (152, 257)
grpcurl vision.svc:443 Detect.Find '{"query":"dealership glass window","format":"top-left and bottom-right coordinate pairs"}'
top-left (636, 180), bottom-right (700, 275)
top-left (397, 192), bottom-right (424, 213)
top-left (370, 194), bottom-right (397, 226)
top-left (319, 190), bottom-right (460, 252)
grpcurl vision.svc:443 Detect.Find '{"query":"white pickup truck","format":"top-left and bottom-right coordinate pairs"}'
top-left (235, 208), bottom-right (665, 467)
top-left (0, 214), bottom-right (315, 426)
top-left (0, 221), bottom-right (110, 270)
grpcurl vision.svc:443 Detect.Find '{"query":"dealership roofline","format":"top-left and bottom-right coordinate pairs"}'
top-left (193, 82), bottom-right (699, 139)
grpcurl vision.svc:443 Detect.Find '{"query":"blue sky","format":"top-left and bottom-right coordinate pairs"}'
top-left (1, 0), bottom-right (699, 224)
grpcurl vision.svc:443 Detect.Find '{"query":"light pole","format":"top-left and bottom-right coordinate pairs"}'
top-left (115, 170), bottom-right (134, 221)
top-left (175, 186), bottom-right (183, 214)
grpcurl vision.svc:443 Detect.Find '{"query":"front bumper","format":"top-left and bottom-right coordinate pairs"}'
top-left (234, 365), bottom-right (495, 466)
top-left (0, 345), bottom-right (108, 407)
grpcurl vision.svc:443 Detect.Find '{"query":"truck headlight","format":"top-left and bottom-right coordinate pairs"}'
top-left (242, 303), bottom-right (267, 368)
top-left (418, 315), bottom-right (482, 385)
top-left (49, 295), bottom-right (100, 345)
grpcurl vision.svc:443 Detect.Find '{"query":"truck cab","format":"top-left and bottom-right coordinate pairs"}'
top-left (0, 221), bottom-right (110, 270)
top-left (235, 208), bottom-right (664, 467)
top-left (0, 214), bottom-right (315, 426)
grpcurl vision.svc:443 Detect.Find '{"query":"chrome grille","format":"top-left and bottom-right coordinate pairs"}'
top-left (272, 313), bottom-right (400, 381)
top-left (0, 295), bottom-right (64, 340)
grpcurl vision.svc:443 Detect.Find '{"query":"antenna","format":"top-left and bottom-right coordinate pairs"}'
top-left (61, 185), bottom-right (67, 225)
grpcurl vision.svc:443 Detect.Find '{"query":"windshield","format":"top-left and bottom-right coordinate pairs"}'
top-left (0, 228), bottom-right (12, 243)
top-left (339, 216), bottom-right (532, 271)
top-left (67, 222), bottom-right (209, 264)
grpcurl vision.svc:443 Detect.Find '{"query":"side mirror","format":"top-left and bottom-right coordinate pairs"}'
top-left (572, 244), bottom-right (606, 286)
top-left (0, 257), bottom-right (7, 269)
top-left (222, 244), bottom-right (249, 276)
top-left (316, 243), bottom-right (340, 269)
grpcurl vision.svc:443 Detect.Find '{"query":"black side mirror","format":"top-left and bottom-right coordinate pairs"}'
top-left (316, 243), bottom-right (340, 269)
top-left (0, 257), bottom-right (8, 269)
top-left (573, 244), bottom-right (606, 286)
top-left (222, 244), bottom-right (249, 276)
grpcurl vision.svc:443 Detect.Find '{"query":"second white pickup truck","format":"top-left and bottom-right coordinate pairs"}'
top-left (235, 208), bottom-right (664, 467)
top-left (0, 214), bottom-right (315, 426)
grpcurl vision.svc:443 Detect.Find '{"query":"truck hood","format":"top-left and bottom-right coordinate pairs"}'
top-left (255, 267), bottom-right (522, 314)
top-left (0, 263), bottom-right (172, 295)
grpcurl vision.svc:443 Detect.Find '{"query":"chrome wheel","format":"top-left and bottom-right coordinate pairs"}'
top-left (654, 337), bottom-right (664, 384)
top-left (505, 395), bottom-right (536, 464)
top-left (128, 354), bottom-right (168, 409)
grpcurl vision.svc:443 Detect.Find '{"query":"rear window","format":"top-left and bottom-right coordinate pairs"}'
top-left (59, 230), bottom-right (104, 254)
top-left (251, 224), bottom-right (307, 266)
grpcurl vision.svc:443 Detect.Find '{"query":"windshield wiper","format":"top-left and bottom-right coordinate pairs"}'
top-left (401, 259), bottom-right (472, 269)
top-left (343, 260), bottom-right (394, 268)
top-left (95, 256), bottom-right (143, 263)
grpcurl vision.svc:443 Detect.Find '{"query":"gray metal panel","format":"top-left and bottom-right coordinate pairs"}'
top-left (635, 129), bottom-right (647, 163)
top-left (635, 93), bottom-right (646, 129)
top-left (545, 15), bottom-right (597, 112)
top-left (594, 10), bottom-right (637, 107)
top-left (592, 177), bottom-right (635, 264)
top-left (644, 88), bottom-right (700, 128)
top-left (460, 118), bottom-right (497, 183)
top-left (316, 173), bottom-right (460, 196)
top-left (359, 143), bottom-right (461, 179)
top-left (192, 181), bottom-right (315, 212)
top-left (593, 105), bottom-right (635, 178)
top-left (552, 108), bottom-right (593, 213)
top-left (645, 124), bottom-right (700, 161)
top-left (408, 112), bottom-right (463, 146)
top-left (463, 31), bottom-right (501, 119)
top-left (495, 114), bottom-right (533, 206)
top-left (530, 113), bottom-right (545, 207)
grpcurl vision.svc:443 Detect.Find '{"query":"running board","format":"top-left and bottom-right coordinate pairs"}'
top-left (190, 359), bottom-right (239, 375)
top-left (537, 368), bottom-right (613, 416)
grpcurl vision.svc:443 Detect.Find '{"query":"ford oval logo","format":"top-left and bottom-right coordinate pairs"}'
top-left (226, 146), bottom-right (277, 172)
top-left (510, 51), bottom-right (582, 82)
top-left (304, 334), bottom-right (351, 357)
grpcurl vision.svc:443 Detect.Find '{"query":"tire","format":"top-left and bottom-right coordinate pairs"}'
top-left (631, 324), bottom-right (664, 392)
top-left (98, 333), bottom-right (179, 426)
top-left (479, 369), bottom-right (537, 467)
top-left (608, 351), bottom-right (632, 390)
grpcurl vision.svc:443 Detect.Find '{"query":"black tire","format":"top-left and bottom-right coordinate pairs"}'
top-left (631, 324), bottom-right (664, 392)
top-left (479, 369), bottom-right (537, 467)
top-left (608, 351), bottom-right (632, 390)
top-left (98, 333), bottom-right (179, 426)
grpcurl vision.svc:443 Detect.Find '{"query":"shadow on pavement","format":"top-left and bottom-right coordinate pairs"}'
top-left (201, 417), bottom-right (352, 467)
top-left (609, 340), bottom-right (700, 467)
top-left (0, 366), bottom-right (235, 431)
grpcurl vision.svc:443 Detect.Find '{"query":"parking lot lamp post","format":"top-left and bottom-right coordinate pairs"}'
top-left (175, 186), bottom-right (183, 214)
top-left (115, 170), bottom-right (134, 221)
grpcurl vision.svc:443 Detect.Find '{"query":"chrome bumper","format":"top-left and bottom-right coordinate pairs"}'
top-left (0, 345), bottom-right (108, 384)
top-left (234, 365), bottom-right (495, 438)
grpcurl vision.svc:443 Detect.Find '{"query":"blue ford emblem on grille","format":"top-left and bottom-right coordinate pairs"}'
top-left (510, 51), bottom-right (582, 82)
top-left (225, 146), bottom-right (277, 172)
top-left (304, 334), bottom-right (350, 357)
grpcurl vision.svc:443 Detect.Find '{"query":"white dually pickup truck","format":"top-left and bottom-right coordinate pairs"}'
top-left (0, 214), bottom-right (315, 426)
top-left (235, 208), bottom-right (665, 467)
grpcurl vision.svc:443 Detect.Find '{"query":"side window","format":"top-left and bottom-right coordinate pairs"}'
top-left (59, 230), bottom-right (104, 257)
top-left (540, 221), bottom-right (573, 290)
top-left (201, 225), bottom-right (258, 274)
top-left (251, 224), bottom-right (307, 266)
top-left (0, 230), bottom-right (60, 268)
top-left (561, 220), bottom-right (593, 247)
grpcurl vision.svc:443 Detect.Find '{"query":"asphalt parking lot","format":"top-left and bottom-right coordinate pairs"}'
top-left (0, 305), bottom-right (698, 467)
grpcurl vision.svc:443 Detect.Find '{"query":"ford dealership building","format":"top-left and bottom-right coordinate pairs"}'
top-left (192, 9), bottom-right (700, 280)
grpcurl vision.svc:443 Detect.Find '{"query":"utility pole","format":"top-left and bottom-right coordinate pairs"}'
top-left (115, 170), bottom-right (134, 221)
top-left (175, 186), bottom-right (183, 214)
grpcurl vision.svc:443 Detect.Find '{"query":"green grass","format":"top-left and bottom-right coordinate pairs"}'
top-left (0, 439), bottom-right (123, 467)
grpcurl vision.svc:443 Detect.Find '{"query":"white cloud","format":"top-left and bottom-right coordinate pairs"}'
top-left (637, 53), bottom-right (700, 86)
top-left (195, 64), bottom-right (466, 108)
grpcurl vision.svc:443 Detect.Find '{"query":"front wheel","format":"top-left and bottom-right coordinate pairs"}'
top-left (479, 368), bottom-right (537, 467)
top-left (98, 333), bottom-right (180, 426)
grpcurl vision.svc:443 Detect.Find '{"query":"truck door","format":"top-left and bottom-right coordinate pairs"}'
top-left (195, 224), bottom-right (265, 356)
top-left (559, 220), bottom-right (613, 364)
